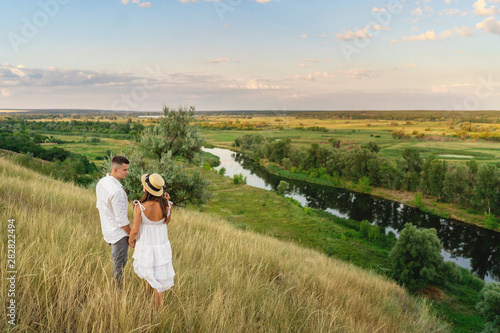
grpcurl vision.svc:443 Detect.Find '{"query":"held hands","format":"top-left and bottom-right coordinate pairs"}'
top-left (129, 238), bottom-right (136, 248)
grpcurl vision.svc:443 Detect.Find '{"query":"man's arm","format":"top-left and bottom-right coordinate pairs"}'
top-left (111, 190), bottom-right (131, 233)
top-left (121, 225), bottom-right (131, 235)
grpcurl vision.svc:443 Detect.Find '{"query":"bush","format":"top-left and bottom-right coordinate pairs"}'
top-left (359, 220), bottom-right (370, 239)
top-left (233, 174), bottom-right (247, 185)
top-left (218, 167), bottom-right (226, 176)
top-left (357, 176), bottom-right (371, 193)
top-left (368, 225), bottom-right (380, 242)
top-left (485, 213), bottom-right (499, 229)
top-left (389, 223), bottom-right (444, 292)
top-left (476, 282), bottom-right (500, 332)
top-left (277, 180), bottom-right (290, 195)
top-left (281, 157), bottom-right (292, 170)
top-left (414, 192), bottom-right (423, 208)
top-left (443, 261), bottom-right (461, 283)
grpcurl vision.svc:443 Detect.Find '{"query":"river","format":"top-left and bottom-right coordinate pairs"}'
top-left (203, 147), bottom-right (500, 282)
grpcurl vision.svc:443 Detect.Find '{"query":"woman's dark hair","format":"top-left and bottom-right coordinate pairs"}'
top-left (139, 191), bottom-right (169, 220)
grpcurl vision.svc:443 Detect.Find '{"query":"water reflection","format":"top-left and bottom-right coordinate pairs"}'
top-left (204, 147), bottom-right (500, 281)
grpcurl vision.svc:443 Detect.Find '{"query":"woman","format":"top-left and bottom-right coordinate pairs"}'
top-left (129, 173), bottom-right (174, 309)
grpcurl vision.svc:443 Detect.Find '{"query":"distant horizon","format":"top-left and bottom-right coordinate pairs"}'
top-left (2, 108), bottom-right (500, 114)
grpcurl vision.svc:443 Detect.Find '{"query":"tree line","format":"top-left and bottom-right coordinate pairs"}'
top-left (234, 134), bottom-right (500, 226)
top-left (0, 129), bottom-right (98, 185)
top-left (0, 118), bottom-right (145, 138)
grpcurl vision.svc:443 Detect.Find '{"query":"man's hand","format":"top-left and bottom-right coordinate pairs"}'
top-left (164, 192), bottom-right (170, 201)
top-left (129, 239), bottom-right (136, 248)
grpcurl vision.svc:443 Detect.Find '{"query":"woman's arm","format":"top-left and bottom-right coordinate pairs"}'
top-left (166, 201), bottom-right (172, 225)
top-left (129, 205), bottom-right (142, 247)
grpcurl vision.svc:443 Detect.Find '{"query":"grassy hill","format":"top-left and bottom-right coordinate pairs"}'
top-left (0, 156), bottom-right (449, 332)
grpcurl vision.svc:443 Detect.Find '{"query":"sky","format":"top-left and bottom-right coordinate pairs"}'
top-left (0, 0), bottom-right (500, 112)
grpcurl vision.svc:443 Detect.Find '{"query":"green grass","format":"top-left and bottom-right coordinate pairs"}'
top-left (40, 134), bottom-right (133, 167)
top-left (200, 168), bottom-right (392, 273)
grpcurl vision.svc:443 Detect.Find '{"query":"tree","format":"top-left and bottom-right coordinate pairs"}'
top-left (474, 164), bottom-right (500, 215)
top-left (476, 282), bottom-right (500, 333)
top-left (389, 223), bottom-right (445, 292)
top-left (442, 165), bottom-right (469, 204)
top-left (138, 106), bottom-right (204, 163)
top-left (277, 180), bottom-right (290, 195)
top-left (361, 141), bottom-right (380, 153)
top-left (113, 106), bottom-right (211, 207)
top-left (109, 150), bottom-right (211, 207)
top-left (401, 148), bottom-right (422, 191)
top-left (357, 176), bottom-right (371, 193)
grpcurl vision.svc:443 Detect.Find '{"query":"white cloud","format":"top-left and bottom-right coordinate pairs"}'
top-left (372, 7), bottom-right (386, 12)
top-left (443, 8), bottom-right (464, 16)
top-left (121, 0), bottom-right (151, 7)
top-left (242, 78), bottom-right (283, 90)
top-left (412, 7), bottom-right (423, 16)
top-left (403, 30), bottom-right (437, 41)
top-left (438, 29), bottom-right (454, 38)
top-left (207, 57), bottom-right (234, 64)
top-left (473, 0), bottom-right (499, 15)
top-left (454, 26), bottom-right (474, 37)
top-left (315, 71), bottom-right (335, 79)
top-left (444, 0), bottom-right (452, 4)
top-left (336, 25), bottom-right (390, 41)
top-left (294, 71), bottom-right (335, 81)
top-left (300, 34), bottom-right (307, 38)
top-left (1, 88), bottom-right (11, 97)
top-left (343, 68), bottom-right (374, 79)
top-left (476, 16), bottom-right (500, 34)
top-left (402, 29), bottom-right (454, 41)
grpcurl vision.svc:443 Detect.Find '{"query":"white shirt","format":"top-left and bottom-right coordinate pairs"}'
top-left (96, 173), bottom-right (130, 244)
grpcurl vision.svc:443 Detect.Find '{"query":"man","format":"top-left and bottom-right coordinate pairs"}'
top-left (96, 155), bottom-right (131, 287)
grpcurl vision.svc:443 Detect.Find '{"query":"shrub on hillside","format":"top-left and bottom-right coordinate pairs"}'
top-left (233, 174), bottom-right (247, 185)
top-left (277, 180), bottom-right (290, 195)
top-left (359, 220), bottom-right (370, 239)
top-left (389, 223), bottom-right (445, 292)
top-left (476, 282), bottom-right (500, 333)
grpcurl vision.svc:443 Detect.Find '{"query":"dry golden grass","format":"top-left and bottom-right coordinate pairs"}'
top-left (0, 157), bottom-right (449, 332)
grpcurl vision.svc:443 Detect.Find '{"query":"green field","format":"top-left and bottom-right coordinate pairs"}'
top-left (41, 134), bottom-right (134, 167)
top-left (201, 127), bottom-right (500, 165)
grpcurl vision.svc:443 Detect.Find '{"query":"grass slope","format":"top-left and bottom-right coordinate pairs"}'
top-left (0, 157), bottom-right (449, 332)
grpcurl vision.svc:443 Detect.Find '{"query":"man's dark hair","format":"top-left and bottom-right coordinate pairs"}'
top-left (111, 155), bottom-right (130, 168)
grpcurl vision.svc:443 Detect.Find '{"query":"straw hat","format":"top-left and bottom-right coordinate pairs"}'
top-left (141, 173), bottom-right (164, 196)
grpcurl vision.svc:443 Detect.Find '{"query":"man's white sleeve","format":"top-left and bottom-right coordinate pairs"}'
top-left (111, 190), bottom-right (130, 227)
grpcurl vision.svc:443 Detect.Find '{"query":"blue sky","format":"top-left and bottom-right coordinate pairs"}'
top-left (1, 0), bottom-right (500, 111)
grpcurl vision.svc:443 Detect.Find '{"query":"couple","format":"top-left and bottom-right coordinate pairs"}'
top-left (95, 156), bottom-right (175, 308)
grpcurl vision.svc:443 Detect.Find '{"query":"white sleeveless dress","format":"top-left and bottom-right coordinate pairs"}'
top-left (132, 200), bottom-right (175, 292)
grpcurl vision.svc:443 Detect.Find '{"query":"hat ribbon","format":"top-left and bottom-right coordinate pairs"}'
top-left (145, 174), bottom-right (161, 192)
